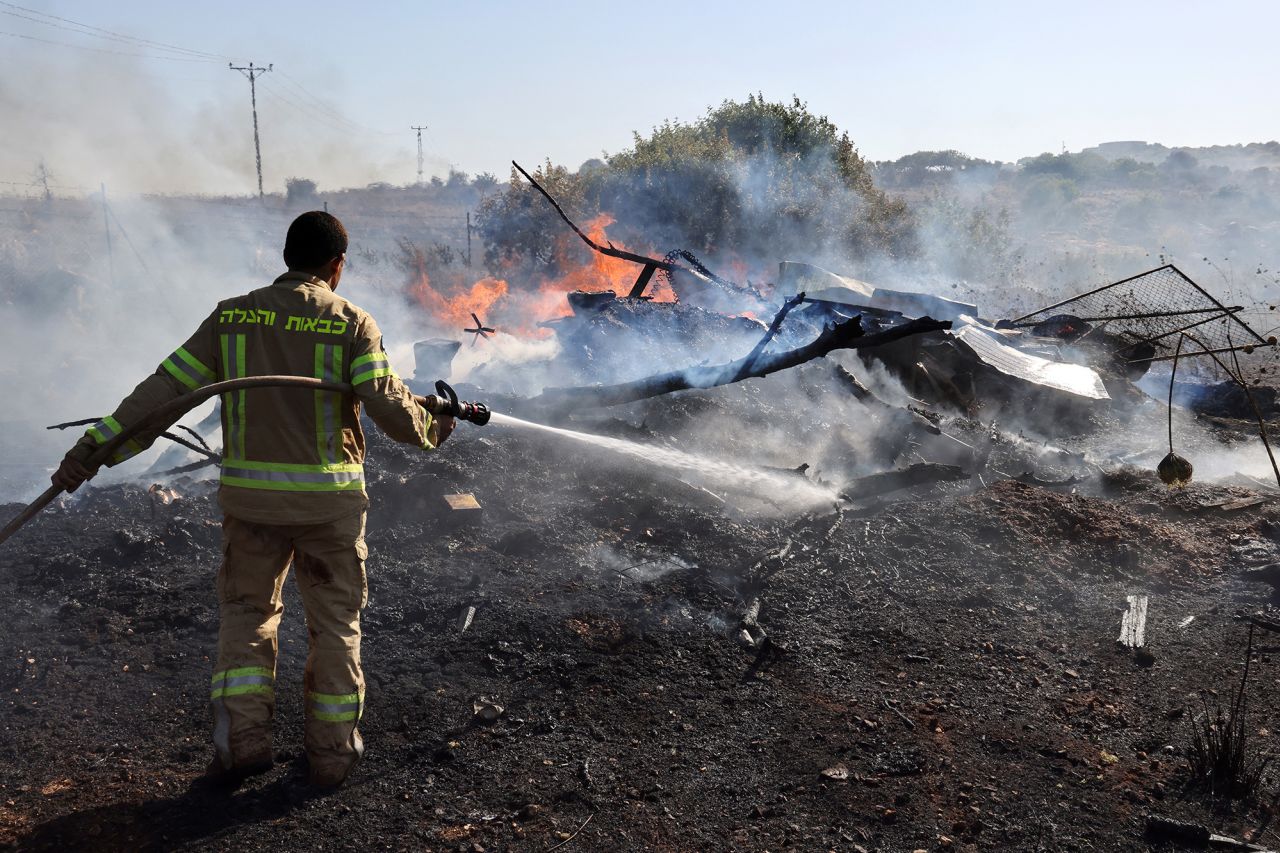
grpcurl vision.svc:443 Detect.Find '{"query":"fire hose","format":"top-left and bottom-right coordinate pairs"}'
top-left (0, 376), bottom-right (490, 547)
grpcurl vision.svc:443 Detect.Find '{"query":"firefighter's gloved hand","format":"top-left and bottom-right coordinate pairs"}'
top-left (52, 456), bottom-right (95, 493)
top-left (435, 414), bottom-right (456, 447)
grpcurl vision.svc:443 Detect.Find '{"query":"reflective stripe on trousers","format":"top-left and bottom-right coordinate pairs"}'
top-left (210, 665), bottom-right (274, 767)
top-left (308, 690), bottom-right (363, 723)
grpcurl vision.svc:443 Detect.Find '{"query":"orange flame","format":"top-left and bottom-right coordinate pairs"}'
top-left (406, 213), bottom-right (676, 338)
top-left (408, 269), bottom-right (509, 330)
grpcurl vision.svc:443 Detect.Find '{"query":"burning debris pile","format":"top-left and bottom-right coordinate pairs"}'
top-left (9, 164), bottom-right (1280, 852)
top-left (391, 165), bottom-right (1279, 505)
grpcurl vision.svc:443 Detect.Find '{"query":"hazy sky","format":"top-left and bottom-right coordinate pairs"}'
top-left (2, 0), bottom-right (1277, 194)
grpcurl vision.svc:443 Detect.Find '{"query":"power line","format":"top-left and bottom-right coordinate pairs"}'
top-left (257, 79), bottom-right (379, 138)
top-left (0, 0), bottom-right (230, 61)
top-left (0, 27), bottom-right (213, 62)
top-left (273, 70), bottom-right (397, 136)
top-left (0, 7), bottom-right (218, 59)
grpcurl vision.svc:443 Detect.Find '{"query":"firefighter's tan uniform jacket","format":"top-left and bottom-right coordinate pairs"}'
top-left (68, 271), bottom-right (436, 783)
top-left (68, 271), bottom-right (437, 518)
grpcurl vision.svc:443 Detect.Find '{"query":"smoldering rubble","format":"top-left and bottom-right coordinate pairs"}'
top-left (7, 184), bottom-right (1280, 852)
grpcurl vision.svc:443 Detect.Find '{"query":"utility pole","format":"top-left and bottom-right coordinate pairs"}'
top-left (411, 125), bottom-right (427, 185)
top-left (466, 211), bottom-right (472, 267)
top-left (100, 183), bottom-right (114, 287)
top-left (229, 62), bottom-right (272, 198)
top-left (34, 161), bottom-right (52, 202)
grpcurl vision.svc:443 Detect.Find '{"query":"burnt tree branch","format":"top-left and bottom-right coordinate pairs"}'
top-left (533, 315), bottom-right (952, 409)
top-left (732, 292), bottom-right (804, 382)
top-left (512, 160), bottom-right (673, 271)
top-left (512, 160), bottom-right (762, 304)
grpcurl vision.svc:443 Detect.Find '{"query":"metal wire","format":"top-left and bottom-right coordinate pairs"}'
top-left (1012, 264), bottom-right (1272, 379)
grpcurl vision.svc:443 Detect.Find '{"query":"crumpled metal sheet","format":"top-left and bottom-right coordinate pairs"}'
top-left (953, 322), bottom-right (1110, 400)
top-left (776, 262), bottom-right (977, 320)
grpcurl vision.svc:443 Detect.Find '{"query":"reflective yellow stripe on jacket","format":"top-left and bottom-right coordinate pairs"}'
top-left (221, 459), bottom-right (365, 492)
top-left (84, 415), bottom-right (144, 465)
top-left (350, 351), bottom-right (394, 385)
top-left (161, 346), bottom-right (216, 391)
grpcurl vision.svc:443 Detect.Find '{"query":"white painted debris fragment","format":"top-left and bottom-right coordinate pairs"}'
top-left (1118, 594), bottom-right (1149, 648)
top-left (821, 763), bottom-right (850, 780)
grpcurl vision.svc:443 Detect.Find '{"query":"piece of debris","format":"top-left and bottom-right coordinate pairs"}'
top-left (534, 314), bottom-right (950, 410)
top-left (445, 493), bottom-right (482, 511)
top-left (414, 338), bottom-right (462, 381)
top-left (776, 261), bottom-right (977, 321)
top-left (1010, 264), bottom-right (1271, 381)
top-left (1118, 594), bottom-right (1149, 649)
top-left (953, 319), bottom-right (1110, 400)
top-left (1143, 813), bottom-right (1275, 851)
top-left (1245, 613), bottom-right (1280, 635)
top-left (839, 463), bottom-right (970, 501)
top-left (456, 605), bottom-right (477, 634)
top-left (472, 699), bottom-right (504, 724)
top-left (443, 493), bottom-right (483, 529)
top-left (1158, 452), bottom-right (1194, 488)
top-left (146, 484), bottom-right (180, 505)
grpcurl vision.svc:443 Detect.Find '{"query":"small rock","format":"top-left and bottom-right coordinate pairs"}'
top-left (516, 804), bottom-right (542, 822)
top-left (472, 699), bottom-right (504, 724)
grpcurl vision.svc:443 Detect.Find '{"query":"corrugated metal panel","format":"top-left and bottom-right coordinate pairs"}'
top-left (954, 323), bottom-right (1110, 400)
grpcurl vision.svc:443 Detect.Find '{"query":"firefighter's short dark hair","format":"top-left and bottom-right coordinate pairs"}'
top-left (284, 211), bottom-right (348, 270)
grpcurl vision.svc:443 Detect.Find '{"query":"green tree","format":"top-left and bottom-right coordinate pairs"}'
top-left (476, 95), bottom-right (918, 278)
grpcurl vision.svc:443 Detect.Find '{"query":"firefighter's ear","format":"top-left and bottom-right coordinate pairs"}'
top-left (327, 254), bottom-right (345, 289)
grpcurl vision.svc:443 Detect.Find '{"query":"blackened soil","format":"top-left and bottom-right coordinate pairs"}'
top-left (3, 419), bottom-right (1280, 852)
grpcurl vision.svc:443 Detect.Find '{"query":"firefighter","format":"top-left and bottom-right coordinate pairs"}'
top-left (52, 211), bottom-right (453, 788)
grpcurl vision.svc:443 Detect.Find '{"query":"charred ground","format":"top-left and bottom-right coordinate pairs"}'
top-left (2, 376), bottom-right (1280, 852)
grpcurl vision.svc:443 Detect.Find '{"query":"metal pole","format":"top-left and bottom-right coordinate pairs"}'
top-left (100, 183), bottom-right (114, 287)
top-left (249, 67), bottom-right (263, 198)
top-left (466, 211), bottom-right (472, 267)
top-left (411, 125), bottom-right (427, 185)
top-left (1008, 305), bottom-right (1245, 326)
top-left (230, 62), bottom-right (273, 199)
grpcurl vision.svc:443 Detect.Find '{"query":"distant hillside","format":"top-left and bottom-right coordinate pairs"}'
top-left (870, 142), bottom-right (1280, 314)
top-left (1083, 140), bottom-right (1280, 172)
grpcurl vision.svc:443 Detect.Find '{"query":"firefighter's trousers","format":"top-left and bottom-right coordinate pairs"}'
top-left (211, 510), bottom-right (368, 781)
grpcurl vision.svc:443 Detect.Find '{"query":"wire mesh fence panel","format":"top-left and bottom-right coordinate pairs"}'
top-left (1012, 264), bottom-right (1273, 381)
